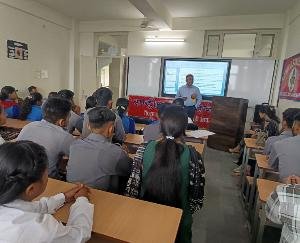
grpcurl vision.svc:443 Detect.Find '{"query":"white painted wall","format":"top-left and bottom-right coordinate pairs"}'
top-left (0, 2), bottom-right (71, 98)
top-left (273, 0), bottom-right (300, 115)
top-left (127, 30), bottom-right (205, 57)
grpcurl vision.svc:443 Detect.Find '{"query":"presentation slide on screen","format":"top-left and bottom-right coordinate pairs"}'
top-left (163, 60), bottom-right (230, 96)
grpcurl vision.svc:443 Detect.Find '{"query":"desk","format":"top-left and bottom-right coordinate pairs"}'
top-left (241, 138), bottom-right (264, 193)
top-left (249, 154), bottom-right (277, 211)
top-left (252, 179), bottom-right (282, 243)
top-left (3, 118), bottom-right (30, 130)
top-left (125, 134), bottom-right (144, 145)
top-left (186, 142), bottom-right (205, 156)
top-left (38, 179), bottom-right (182, 243)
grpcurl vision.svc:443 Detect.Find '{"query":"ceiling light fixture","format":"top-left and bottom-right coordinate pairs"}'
top-left (144, 37), bottom-right (185, 42)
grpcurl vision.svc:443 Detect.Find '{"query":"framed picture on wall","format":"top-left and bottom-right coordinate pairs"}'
top-left (7, 40), bottom-right (28, 60)
top-left (279, 53), bottom-right (300, 101)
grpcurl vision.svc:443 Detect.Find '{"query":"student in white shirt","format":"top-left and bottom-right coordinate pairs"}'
top-left (0, 105), bottom-right (7, 144)
top-left (0, 141), bottom-right (94, 243)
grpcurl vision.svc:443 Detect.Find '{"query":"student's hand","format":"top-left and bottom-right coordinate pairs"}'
top-left (287, 175), bottom-right (300, 185)
top-left (64, 184), bottom-right (84, 203)
top-left (74, 186), bottom-right (91, 200)
top-left (122, 144), bottom-right (129, 153)
top-left (73, 105), bottom-right (81, 115)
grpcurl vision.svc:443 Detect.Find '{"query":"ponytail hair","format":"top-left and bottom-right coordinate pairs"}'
top-left (19, 92), bottom-right (43, 120)
top-left (116, 98), bottom-right (129, 118)
top-left (142, 105), bottom-right (188, 208)
top-left (0, 141), bottom-right (48, 204)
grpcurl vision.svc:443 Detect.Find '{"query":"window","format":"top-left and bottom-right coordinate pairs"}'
top-left (222, 34), bottom-right (256, 58)
top-left (161, 58), bottom-right (231, 99)
top-left (203, 30), bottom-right (280, 59)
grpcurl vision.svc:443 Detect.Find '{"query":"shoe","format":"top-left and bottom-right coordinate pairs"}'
top-left (233, 165), bottom-right (242, 173)
top-left (229, 148), bottom-right (240, 154)
top-left (233, 160), bottom-right (239, 165)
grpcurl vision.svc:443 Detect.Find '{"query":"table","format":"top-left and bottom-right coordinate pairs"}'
top-left (252, 179), bottom-right (282, 243)
top-left (38, 179), bottom-right (182, 243)
top-left (241, 138), bottom-right (264, 193)
top-left (125, 134), bottom-right (144, 145)
top-left (3, 118), bottom-right (30, 130)
top-left (249, 154), bottom-right (277, 209)
top-left (186, 142), bottom-right (205, 156)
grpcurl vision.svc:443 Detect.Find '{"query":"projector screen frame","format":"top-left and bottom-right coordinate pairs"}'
top-left (160, 58), bottom-right (232, 100)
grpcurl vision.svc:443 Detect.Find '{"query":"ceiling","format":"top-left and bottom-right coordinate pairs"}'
top-left (34, 0), bottom-right (297, 21)
top-left (161, 0), bottom-right (297, 18)
top-left (34, 0), bottom-right (144, 20)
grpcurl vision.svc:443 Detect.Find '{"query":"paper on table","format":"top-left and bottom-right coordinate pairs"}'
top-left (186, 130), bottom-right (215, 138)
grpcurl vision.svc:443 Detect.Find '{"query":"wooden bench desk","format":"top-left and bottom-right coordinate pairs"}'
top-left (248, 154), bottom-right (278, 211)
top-left (241, 138), bottom-right (264, 193)
top-left (252, 179), bottom-right (282, 243)
top-left (3, 118), bottom-right (30, 130)
top-left (125, 134), bottom-right (144, 145)
top-left (38, 178), bottom-right (182, 243)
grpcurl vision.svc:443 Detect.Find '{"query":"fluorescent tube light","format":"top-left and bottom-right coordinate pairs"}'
top-left (144, 37), bottom-right (185, 42)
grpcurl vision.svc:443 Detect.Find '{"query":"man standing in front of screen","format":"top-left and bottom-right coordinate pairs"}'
top-left (176, 74), bottom-right (202, 120)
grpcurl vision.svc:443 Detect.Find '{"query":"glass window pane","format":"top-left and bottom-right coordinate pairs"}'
top-left (206, 35), bottom-right (220, 56)
top-left (257, 34), bottom-right (275, 57)
top-left (222, 34), bottom-right (256, 58)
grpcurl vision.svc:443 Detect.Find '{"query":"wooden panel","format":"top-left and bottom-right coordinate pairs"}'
top-left (208, 97), bottom-right (248, 151)
top-left (3, 118), bottom-right (30, 130)
top-left (37, 179), bottom-right (182, 243)
top-left (256, 179), bottom-right (281, 203)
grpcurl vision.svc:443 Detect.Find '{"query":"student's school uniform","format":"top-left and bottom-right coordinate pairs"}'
top-left (121, 114), bottom-right (136, 134)
top-left (26, 105), bottom-right (43, 121)
top-left (82, 108), bottom-right (125, 143)
top-left (0, 193), bottom-right (94, 243)
top-left (17, 119), bottom-right (75, 178)
top-left (269, 135), bottom-right (300, 181)
top-left (67, 133), bottom-right (131, 192)
top-left (143, 121), bottom-right (161, 142)
top-left (68, 110), bottom-right (83, 133)
top-left (264, 130), bottom-right (293, 155)
top-left (0, 134), bottom-right (4, 144)
top-left (1, 99), bottom-right (20, 118)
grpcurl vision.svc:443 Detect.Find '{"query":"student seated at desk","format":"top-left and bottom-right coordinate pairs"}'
top-left (28, 85), bottom-right (38, 96)
top-left (264, 108), bottom-right (300, 155)
top-left (266, 175), bottom-right (300, 243)
top-left (143, 103), bottom-right (168, 142)
top-left (0, 86), bottom-right (20, 118)
top-left (85, 96), bottom-right (96, 110)
top-left (116, 97), bottom-right (136, 134)
top-left (67, 107), bottom-right (131, 193)
top-left (48, 91), bottom-right (58, 98)
top-left (173, 98), bottom-right (198, 130)
top-left (0, 141), bottom-right (94, 243)
top-left (58, 89), bottom-right (83, 134)
top-left (19, 92), bottom-right (43, 121)
top-left (17, 98), bottom-right (75, 178)
top-left (82, 87), bottom-right (125, 144)
top-left (232, 105), bottom-right (280, 174)
top-left (269, 113), bottom-right (300, 181)
top-left (125, 105), bottom-right (205, 243)
top-left (0, 106), bottom-right (7, 144)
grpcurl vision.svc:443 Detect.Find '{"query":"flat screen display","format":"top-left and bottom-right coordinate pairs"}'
top-left (162, 59), bottom-right (231, 98)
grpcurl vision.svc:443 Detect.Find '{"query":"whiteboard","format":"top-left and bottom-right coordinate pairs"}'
top-left (127, 57), bottom-right (161, 97)
top-left (227, 59), bottom-right (275, 107)
top-left (127, 57), bottom-right (275, 107)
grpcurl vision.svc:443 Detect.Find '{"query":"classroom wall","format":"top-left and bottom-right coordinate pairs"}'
top-left (275, 0), bottom-right (300, 115)
top-left (0, 1), bottom-right (71, 98)
top-left (127, 30), bottom-right (205, 57)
